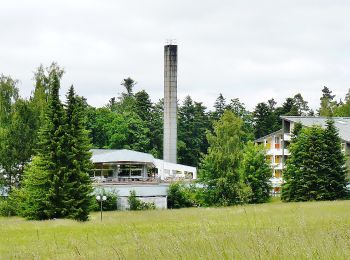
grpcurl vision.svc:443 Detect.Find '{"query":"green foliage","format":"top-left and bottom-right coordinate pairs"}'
top-left (334, 89), bottom-right (350, 116)
top-left (178, 96), bottom-right (210, 166)
top-left (0, 99), bottom-right (37, 191)
top-left (63, 86), bottom-right (93, 221)
top-left (199, 111), bottom-right (251, 206)
top-left (0, 75), bottom-right (19, 126)
top-left (282, 121), bottom-right (348, 202)
top-left (253, 102), bottom-right (275, 138)
top-left (128, 190), bottom-right (156, 210)
top-left (228, 98), bottom-right (255, 142)
top-left (167, 182), bottom-right (195, 209)
top-left (241, 141), bottom-right (271, 203)
top-left (210, 93), bottom-right (228, 122)
top-left (91, 190), bottom-right (118, 211)
top-left (21, 73), bottom-right (93, 221)
top-left (0, 188), bottom-right (26, 217)
top-left (253, 94), bottom-right (311, 139)
top-left (318, 86), bottom-right (337, 116)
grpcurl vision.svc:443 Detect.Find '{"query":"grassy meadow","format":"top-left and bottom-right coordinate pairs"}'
top-left (1, 200), bottom-right (350, 259)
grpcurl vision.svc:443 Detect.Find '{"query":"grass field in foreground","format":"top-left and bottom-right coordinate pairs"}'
top-left (1, 200), bottom-right (350, 259)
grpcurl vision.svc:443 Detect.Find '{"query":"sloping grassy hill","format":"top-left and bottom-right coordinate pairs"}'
top-left (1, 200), bottom-right (349, 259)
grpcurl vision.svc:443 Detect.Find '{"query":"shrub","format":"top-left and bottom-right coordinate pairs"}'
top-left (167, 182), bottom-right (194, 209)
top-left (91, 190), bottom-right (118, 211)
top-left (0, 189), bottom-right (26, 217)
top-left (128, 190), bottom-right (156, 210)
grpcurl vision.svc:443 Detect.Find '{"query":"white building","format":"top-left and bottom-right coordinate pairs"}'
top-left (90, 149), bottom-right (197, 209)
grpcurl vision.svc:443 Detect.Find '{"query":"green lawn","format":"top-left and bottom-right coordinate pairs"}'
top-left (1, 200), bottom-right (350, 259)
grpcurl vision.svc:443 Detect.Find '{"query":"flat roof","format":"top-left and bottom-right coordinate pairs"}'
top-left (255, 129), bottom-right (283, 142)
top-left (91, 149), bottom-right (155, 165)
top-left (281, 116), bottom-right (350, 143)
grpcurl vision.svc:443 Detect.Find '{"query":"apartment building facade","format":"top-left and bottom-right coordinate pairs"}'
top-left (255, 116), bottom-right (350, 195)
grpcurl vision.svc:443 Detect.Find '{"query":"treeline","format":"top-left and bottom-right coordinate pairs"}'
top-left (86, 80), bottom-right (350, 168)
top-left (1, 63), bottom-right (350, 189)
top-left (0, 63), bottom-right (349, 217)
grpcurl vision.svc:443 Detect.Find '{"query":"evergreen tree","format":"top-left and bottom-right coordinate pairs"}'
top-left (228, 98), bottom-right (254, 141)
top-left (135, 90), bottom-right (152, 122)
top-left (121, 77), bottom-right (136, 96)
top-left (241, 141), bottom-right (271, 203)
top-left (149, 99), bottom-right (164, 158)
top-left (282, 122), bottom-right (348, 202)
top-left (21, 72), bottom-right (68, 219)
top-left (253, 102), bottom-right (275, 138)
top-left (63, 86), bottom-right (93, 221)
top-left (178, 96), bottom-right (210, 166)
top-left (293, 93), bottom-right (310, 116)
top-left (318, 86), bottom-right (337, 116)
top-left (199, 111), bottom-right (251, 206)
top-left (134, 89), bottom-right (154, 153)
top-left (282, 126), bottom-right (325, 201)
top-left (322, 120), bottom-right (347, 199)
top-left (211, 93), bottom-right (227, 121)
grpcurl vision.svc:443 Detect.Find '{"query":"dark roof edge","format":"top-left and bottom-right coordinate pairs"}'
top-left (255, 129), bottom-right (283, 142)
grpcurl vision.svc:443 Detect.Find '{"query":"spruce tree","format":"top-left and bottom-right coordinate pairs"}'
top-left (241, 141), bottom-right (271, 203)
top-left (21, 72), bottom-right (68, 219)
top-left (211, 93), bottom-right (227, 121)
top-left (64, 86), bottom-right (93, 221)
top-left (282, 122), bottom-right (348, 202)
top-left (282, 126), bottom-right (325, 201)
top-left (322, 120), bottom-right (347, 199)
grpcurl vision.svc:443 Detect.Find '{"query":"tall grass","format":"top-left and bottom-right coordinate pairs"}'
top-left (0, 200), bottom-right (349, 259)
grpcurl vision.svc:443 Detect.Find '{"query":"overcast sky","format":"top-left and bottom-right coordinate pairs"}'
top-left (1, 0), bottom-right (350, 110)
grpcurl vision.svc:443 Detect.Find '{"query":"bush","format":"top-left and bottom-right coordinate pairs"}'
top-left (0, 199), bottom-right (15, 217)
top-left (0, 189), bottom-right (26, 217)
top-left (128, 190), bottom-right (156, 210)
top-left (167, 182), bottom-right (206, 208)
top-left (91, 190), bottom-right (118, 211)
top-left (167, 182), bottom-right (194, 209)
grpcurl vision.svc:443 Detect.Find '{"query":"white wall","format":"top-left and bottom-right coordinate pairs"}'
top-left (154, 159), bottom-right (197, 180)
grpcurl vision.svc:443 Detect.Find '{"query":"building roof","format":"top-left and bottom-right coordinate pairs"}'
top-left (255, 129), bottom-right (283, 142)
top-left (281, 116), bottom-right (350, 143)
top-left (90, 149), bottom-right (155, 164)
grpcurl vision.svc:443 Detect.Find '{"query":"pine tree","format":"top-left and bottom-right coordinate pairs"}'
top-left (241, 141), bottom-right (271, 203)
top-left (63, 86), bottom-right (93, 221)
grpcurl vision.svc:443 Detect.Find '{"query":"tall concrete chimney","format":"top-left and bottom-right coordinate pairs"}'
top-left (163, 44), bottom-right (177, 163)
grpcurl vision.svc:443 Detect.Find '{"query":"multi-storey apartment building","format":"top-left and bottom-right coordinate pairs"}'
top-left (255, 129), bottom-right (290, 194)
top-left (255, 116), bottom-right (350, 195)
